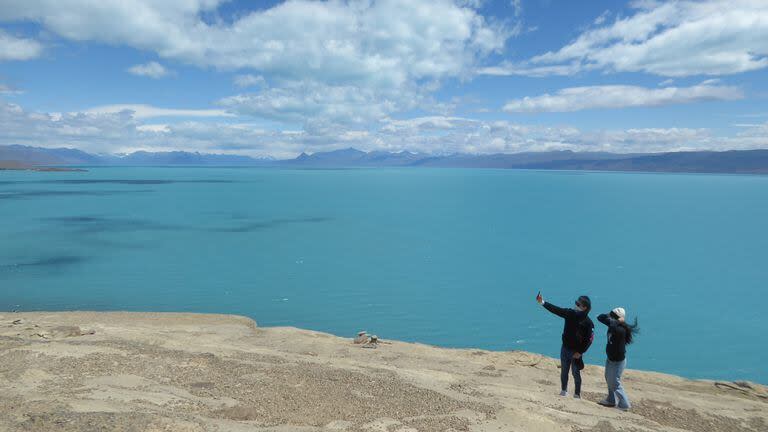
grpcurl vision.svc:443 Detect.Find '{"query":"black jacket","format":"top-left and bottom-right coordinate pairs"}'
top-left (543, 302), bottom-right (594, 353)
top-left (598, 314), bottom-right (627, 361)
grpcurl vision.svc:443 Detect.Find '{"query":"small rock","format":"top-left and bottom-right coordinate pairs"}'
top-left (353, 330), bottom-right (368, 344)
top-left (361, 335), bottom-right (379, 349)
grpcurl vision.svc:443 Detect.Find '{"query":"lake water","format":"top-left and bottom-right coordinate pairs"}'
top-left (2, 167), bottom-right (767, 383)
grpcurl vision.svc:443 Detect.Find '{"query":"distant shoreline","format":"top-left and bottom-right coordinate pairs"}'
top-left (4, 163), bottom-right (768, 177)
top-left (4, 144), bottom-right (768, 175)
top-left (0, 162), bottom-right (87, 172)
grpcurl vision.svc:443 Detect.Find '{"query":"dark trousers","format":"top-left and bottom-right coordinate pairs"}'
top-left (560, 345), bottom-right (582, 395)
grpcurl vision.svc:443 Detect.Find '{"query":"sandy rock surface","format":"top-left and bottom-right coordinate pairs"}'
top-left (0, 312), bottom-right (766, 431)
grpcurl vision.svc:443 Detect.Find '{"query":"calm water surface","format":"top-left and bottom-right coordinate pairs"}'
top-left (2, 167), bottom-right (766, 383)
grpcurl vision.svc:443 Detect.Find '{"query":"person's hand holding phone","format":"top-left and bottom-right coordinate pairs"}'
top-left (536, 291), bottom-right (544, 305)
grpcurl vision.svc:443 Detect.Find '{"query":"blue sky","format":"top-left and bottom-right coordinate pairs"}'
top-left (0, 0), bottom-right (766, 158)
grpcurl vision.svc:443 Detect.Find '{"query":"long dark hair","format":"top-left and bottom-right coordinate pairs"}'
top-left (610, 312), bottom-right (639, 344)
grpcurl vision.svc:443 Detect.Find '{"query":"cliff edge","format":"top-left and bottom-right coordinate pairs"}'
top-left (0, 312), bottom-right (765, 431)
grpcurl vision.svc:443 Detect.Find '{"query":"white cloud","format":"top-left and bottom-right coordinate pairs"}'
top-left (477, 61), bottom-right (583, 77)
top-left (593, 10), bottom-right (610, 25)
top-left (373, 117), bottom-right (741, 155)
top-left (510, 0), bottom-right (522, 17)
top-left (127, 61), bottom-right (172, 78)
top-left (136, 124), bottom-right (171, 133)
top-left (82, 104), bottom-right (233, 119)
top-left (486, 0), bottom-right (768, 77)
top-left (503, 82), bottom-right (743, 113)
top-left (218, 81), bottom-right (418, 130)
top-left (0, 30), bottom-right (42, 61)
top-left (233, 74), bottom-right (265, 88)
top-left (4, 101), bottom-right (766, 158)
top-left (382, 116), bottom-right (481, 132)
top-left (1, 1), bottom-right (507, 84)
top-left (0, 101), bottom-right (140, 154)
top-left (0, 0), bottom-right (512, 129)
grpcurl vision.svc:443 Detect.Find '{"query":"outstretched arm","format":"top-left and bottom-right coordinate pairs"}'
top-left (542, 301), bottom-right (570, 319)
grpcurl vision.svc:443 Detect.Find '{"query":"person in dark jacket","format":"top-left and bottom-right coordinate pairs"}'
top-left (536, 291), bottom-right (594, 398)
top-left (597, 307), bottom-right (638, 411)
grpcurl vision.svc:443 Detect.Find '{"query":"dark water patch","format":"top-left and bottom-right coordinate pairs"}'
top-left (50, 179), bottom-right (237, 184)
top-left (51, 179), bottom-right (177, 185)
top-left (211, 217), bottom-right (332, 233)
top-left (204, 210), bottom-right (255, 220)
top-left (37, 214), bottom-right (327, 237)
top-left (20, 256), bottom-right (87, 267)
top-left (0, 255), bottom-right (88, 273)
top-left (283, 167), bottom-right (358, 171)
top-left (48, 216), bottom-right (105, 223)
top-left (42, 215), bottom-right (184, 233)
top-left (0, 189), bottom-right (153, 200)
top-left (0, 179), bottom-right (236, 185)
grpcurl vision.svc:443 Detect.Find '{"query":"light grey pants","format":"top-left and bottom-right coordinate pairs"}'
top-left (605, 359), bottom-right (630, 409)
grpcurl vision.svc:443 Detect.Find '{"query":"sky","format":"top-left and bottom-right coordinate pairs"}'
top-left (0, 0), bottom-right (767, 158)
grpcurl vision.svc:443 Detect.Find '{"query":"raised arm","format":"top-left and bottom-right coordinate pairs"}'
top-left (597, 313), bottom-right (616, 327)
top-left (543, 301), bottom-right (571, 319)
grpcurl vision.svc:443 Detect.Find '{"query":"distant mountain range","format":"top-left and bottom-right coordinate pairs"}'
top-left (0, 145), bottom-right (272, 168)
top-left (3, 144), bottom-right (768, 174)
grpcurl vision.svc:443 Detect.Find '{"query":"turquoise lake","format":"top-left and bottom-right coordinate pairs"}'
top-left (2, 167), bottom-right (767, 383)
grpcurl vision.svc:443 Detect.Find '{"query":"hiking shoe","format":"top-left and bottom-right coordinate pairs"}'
top-left (598, 399), bottom-right (616, 407)
top-left (559, 390), bottom-right (568, 397)
top-left (617, 406), bottom-right (631, 412)
top-left (573, 394), bottom-right (581, 399)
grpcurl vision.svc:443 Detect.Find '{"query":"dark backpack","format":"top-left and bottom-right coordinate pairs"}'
top-left (577, 318), bottom-right (595, 353)
top-left (574, 318), bottom-right (595, 371)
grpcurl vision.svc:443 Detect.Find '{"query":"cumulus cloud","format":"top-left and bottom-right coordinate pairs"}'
top-left (371, 117), bottom-right (736, 155)
top-left (3, 101), bottom-right (767, 158)
top-left (0, 0), bottom-right (512, 129)
top-left (83, 104), bottom-right (233, 119)
top-left (503, 82), bottom-right (743, 113)
top-left (1, 1), bottom-right (507, 84)
top-left (0, 101), bottom-right (140, 154)
top-left (127, 61), bottom-right (172, 78)
top-left (218, 81), bottom-right (420, 130)
top-left (0, 30), bottom-right (42, 61)
top-left (483, 0), bottom-right (768, 77)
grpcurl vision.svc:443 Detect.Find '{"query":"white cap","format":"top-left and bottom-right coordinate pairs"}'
top-left (612, 307), bottom-right (626, 319)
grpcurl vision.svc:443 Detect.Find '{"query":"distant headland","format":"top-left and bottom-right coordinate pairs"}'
top-left (0, 160), bottom-right (86, 172)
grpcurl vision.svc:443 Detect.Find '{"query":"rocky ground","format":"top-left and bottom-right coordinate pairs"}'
top-left (0, 312), bottom-right (765, 432)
